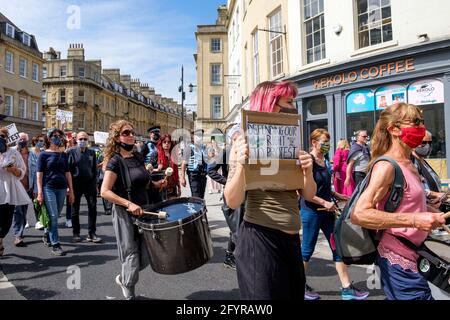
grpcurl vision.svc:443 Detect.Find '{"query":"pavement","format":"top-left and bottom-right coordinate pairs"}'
top-left (0, 183), bottom-right (388, 300)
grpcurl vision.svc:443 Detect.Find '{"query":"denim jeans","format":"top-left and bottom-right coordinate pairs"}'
top-left (43, 187), bottom-right (67, 245)
top-left (300, 206), bottom-right (342, 262)
top-left (12, 204), bottom-right (29, 239)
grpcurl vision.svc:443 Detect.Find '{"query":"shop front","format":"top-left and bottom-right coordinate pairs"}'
top-left (291, 39), bottom-right (450, 180)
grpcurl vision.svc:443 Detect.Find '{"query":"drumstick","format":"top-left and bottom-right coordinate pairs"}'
top-left (440, 212), bottom-right (450, 235)
top-left (143, 210), bottom-right (169, 219)
top-left (441, 212), bottom-right (450, 220)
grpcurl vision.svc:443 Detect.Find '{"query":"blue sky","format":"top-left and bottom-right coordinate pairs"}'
top-left (0, 0), bottom-right (226, 108)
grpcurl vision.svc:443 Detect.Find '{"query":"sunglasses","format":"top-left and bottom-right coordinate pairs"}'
top-left (402, 118), bottom-right (425, 126)
top-left (121, 130), bottom-right (135, 137)
top-left (0, 134), bottom-right (6, 139)
top-left (78, 138), bottom-right (88, 141)
top-left (38, 140), bottom-right (45, 143)
top-left (421, 141), bottom-right (432, 146)
top-left (162, 140), bottom-right (171, 144)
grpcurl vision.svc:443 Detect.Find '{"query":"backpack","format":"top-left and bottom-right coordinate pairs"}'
top-left (334, 156), bottom-right (404, 265)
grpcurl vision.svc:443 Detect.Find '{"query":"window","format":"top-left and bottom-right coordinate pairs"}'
top-left (5, 95), bottom-right (13, 116)
top-left (307, 96), bottom-right (327, 115)
top-left (32, 63), bottom-right (39, 82)
top-left (6, 23), bottom-right (15, 38)
top-left (211, 96), bottom-right (222, 119)
top-left (42, 67), bottom-right (47, 79)
top-left (42, 90), bottom-right (47, 105)
top-left (269, 9), bottom-right (283, 78)
top-left (77, 113), bottom-right (86, 130)
top-left (19, 98), bottom-right (27, 118)
top-left (252, 30), bottom-right (260, 88)
top-left (357, 0), bottom-right (392, 48)
top-left (211, 64), bottom-right (221, 85)
top-left (60, 66), bottom-right (67, 77)
top-left (32, 101), bottom-right (39, 120)
top-left (19, 58), bottom-right (27, 78)
top-left (79, 67), bottom-right (85, 77)
top-left (60, 89), bottom-right (66, 104)
top-left (5, 51), bottom-right (14, 73)
top-left (22, 33), bottom-right (31, 46)
top-left (304, 0), bottom-right (326, 63)
top-left (78, 90), bottom-right (85, 102)
top-left (211, 38), bottom-right (221, 52)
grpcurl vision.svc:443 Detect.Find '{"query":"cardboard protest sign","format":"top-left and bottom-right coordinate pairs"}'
top-left (94, 131), bottom-right (108, 145)
top-left (6, 123), bottom-right (20, 145)
top-left (241, 110), bottom-right (303, 191)
top-left (56, 109), bottom-right (73, 131)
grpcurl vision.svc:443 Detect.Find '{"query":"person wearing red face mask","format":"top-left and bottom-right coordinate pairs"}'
top-left (352, 103), bottom-right (445, 300)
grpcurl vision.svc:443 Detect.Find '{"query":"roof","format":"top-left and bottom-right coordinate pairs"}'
top-left (0, 12), bottom-right (41, 52)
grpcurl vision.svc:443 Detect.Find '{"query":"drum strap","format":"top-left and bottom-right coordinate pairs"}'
top-left (396, 236), bottom-right (449, 270)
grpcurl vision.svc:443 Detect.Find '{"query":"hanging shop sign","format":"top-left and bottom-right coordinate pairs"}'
top-left (407, 79), bottom-right (444, 106)
top-left (313, 58), bottom-right (415, 89)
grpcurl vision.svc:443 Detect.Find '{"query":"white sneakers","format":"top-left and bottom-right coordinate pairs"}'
top-left (115, 275), bottom-right (135, 300)
top-left (35, 221), bottom-right (44, 230)
top-left (65, 219), bottom-right (72, 228)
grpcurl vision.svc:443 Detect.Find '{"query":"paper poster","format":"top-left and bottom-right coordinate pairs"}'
top-left (375, 85), bottom-right (406, 110)
top-left (6, 123), bottom-right (20, 145)
top-left (94, 131), bottom-right (109, 145)
top-left (346, 89), bottom-right (375, 113)
top-left (408, 79), bottom-right (444, 106)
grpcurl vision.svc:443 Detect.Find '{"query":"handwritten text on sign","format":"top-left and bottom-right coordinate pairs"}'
top-left (6, 123), bottom-right (20, 145)
top-left (247, 124), bottom-right (300, 160)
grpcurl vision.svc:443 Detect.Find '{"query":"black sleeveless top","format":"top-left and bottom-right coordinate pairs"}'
top-left (300, 155), bottom-right (332, 211)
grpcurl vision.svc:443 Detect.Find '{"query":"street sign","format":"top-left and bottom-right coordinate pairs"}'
top-left (6, 123), bottom-right (20, 145)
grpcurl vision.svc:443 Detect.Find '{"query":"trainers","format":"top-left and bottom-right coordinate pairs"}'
top-left (223, 251), bottom-right (236, 270)
top-left (42, 233), bottom-right (51, 247)
top-left (72, 235), bottom-right (82, 243)
top-left (115, 275), bottom-right (135, 300)
top-left (104, 210), bottom-right (112, 216)
top-left (51, 245), bottom-right (66, 256)
top-left (304, 284), bottom-right (321, 300)
top-left (65, 219), bottom-right (72, 228)
top-left (86, 234), bottom-right (102, 243)
top-left (341, 283), bottom-right (370, 300)
top-left (35, 221), bottom-right (44, 230)
top-left (25, 221), bottom-right (30, 229)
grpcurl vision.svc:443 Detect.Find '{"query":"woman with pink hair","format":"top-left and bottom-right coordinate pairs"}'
top-left (224, 81), bottom-right (317, 300)
top-left (156, 134), bottom-right (181, 200)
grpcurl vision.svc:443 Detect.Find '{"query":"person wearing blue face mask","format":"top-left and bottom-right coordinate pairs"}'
top-left (36, 128), bottom-right (75, 256)
top-left (67, 131), bottom-right (101, 243)
top-left (29, 134), bottom-right (46, 230)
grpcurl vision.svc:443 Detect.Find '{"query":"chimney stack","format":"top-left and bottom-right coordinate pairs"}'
top-left (67, 43), bottom-right (85, 61)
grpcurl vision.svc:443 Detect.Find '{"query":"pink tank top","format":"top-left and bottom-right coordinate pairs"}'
top-left (376, 162), bottom-right (428, 272)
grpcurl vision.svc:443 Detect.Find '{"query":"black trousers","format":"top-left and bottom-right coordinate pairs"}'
top-left (72, 180), bottom-right (98, 236)
top-left (98, 179), bottom-right (113, 214)
top-left (235, 221), bottom-right (306, 300)
top-left (187, 172), bottom-right (207, 199)
top-left (353, 171), bottom-right (367, 187)
top-left (0, 204), bottom-right (15, 238)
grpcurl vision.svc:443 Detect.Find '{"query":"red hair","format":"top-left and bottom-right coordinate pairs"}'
top-left (249, 81), bottom-right (298, 113)
top-left (157, 134), bottom-right (179, 185)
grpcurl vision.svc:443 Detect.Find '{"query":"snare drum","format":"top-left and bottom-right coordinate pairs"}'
top-left (417, 235), bottom-right (450, 295)
top-left (134, 197), bottom-right (214, 275)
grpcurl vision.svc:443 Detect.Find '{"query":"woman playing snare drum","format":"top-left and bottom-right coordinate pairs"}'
top-left (101, 120), bottom-right (167, 300)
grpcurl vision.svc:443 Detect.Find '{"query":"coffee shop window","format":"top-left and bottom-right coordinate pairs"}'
top-left (307, 96), bottom-right (327, 116)
top-left (407, 79), bottom-right (446, 159)
top-left (346, 89), bottom-right (376, 142)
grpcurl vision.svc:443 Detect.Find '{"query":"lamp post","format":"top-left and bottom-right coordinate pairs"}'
top-left (178, 66), bottom-right (186, 131)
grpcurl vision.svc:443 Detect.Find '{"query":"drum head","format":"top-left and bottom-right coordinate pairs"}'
top-left (424, 240), bottom-right (450, 263)
top-left (139, 197), bottom-right (205, 224)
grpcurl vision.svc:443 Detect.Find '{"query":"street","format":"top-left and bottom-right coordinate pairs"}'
top-left (0, 185), bottom-right (385, 300)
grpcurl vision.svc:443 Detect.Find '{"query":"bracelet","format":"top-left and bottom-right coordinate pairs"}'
top-left (126, 201), bottom-right (131, 209)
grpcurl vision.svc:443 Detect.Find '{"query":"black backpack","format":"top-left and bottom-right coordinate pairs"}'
top-left (334, 156), bottom-right (404, 265)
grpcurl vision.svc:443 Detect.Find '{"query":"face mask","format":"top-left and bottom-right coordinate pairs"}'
top-left (36, 141), bottom-right (44, 149)
top-left (0, 138), bottom-right (7, 154)
top-left (18, 140), bottom-right (28, 149)
top-left (399, 127), bottom-right (426, 149)
top-left (279, 107), bottom-right (298, 114)
top-left (120, 142), bottom-right (134, 152)
top-left (78, 140), bottom-right (87, 148)
top-left (415, 144), bottom-right (432, 157)
top-left (320, 142), bottom-right (331, 154)
top-left (51, 136), bottom-right (62, 147)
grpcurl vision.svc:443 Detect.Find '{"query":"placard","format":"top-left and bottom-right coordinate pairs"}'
top-left (56, 109), bottom-right (73, 131)
top-left (241, 110), bottom-right (304, 191)
top-left (94, 131), bottom-right (108, 145)
top-left (6, 123), bottom-right (20, 145)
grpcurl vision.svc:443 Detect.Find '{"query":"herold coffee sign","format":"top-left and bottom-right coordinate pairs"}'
top-left (241, 110), bottom-right (304, 191)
